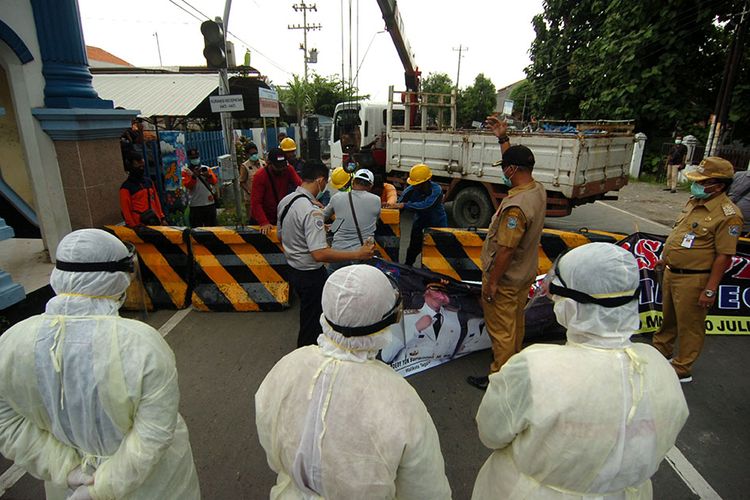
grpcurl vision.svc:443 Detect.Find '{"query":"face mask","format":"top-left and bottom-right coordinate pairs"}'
top-left (691, 182), bottom-right (715, 199)
top-left (499, 166), bottom-right (515, 187)
top-left (190, 158), bottom-right (201, 166)
top-left (249, 153), bottom-right (259, 162)
top-left (675, 139), bottom-right (682, 144)
top-left (316, 180), bottom-right (327, 200)
top-left (553, 297), bottom-right (576, 329)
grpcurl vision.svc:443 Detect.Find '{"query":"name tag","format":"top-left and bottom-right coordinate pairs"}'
top-left (681, 232), bottom-right (695, 248)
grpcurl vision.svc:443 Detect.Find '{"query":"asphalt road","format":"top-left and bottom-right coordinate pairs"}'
top-left (2, 203), bottom-right (748, 499)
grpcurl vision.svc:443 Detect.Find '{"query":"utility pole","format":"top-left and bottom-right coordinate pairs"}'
top-left (706, 1), bottom-right (748, 157)
top-left (153, 32), bottom-right (163, 66)
top-left (452, 45), bottom-right (468, 89)
top-left (288, 2), bottom-right (321, 82)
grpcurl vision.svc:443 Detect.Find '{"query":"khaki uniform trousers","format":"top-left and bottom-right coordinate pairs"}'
top-left (482, 282), bottom-right (530, 373)
top-left (666, 164), bottom-right (681, 190)
top-left (653, 269), bottom-right (710, 377)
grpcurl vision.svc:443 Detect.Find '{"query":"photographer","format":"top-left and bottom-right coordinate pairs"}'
top-left (182, 148), bottom-right (218, 227)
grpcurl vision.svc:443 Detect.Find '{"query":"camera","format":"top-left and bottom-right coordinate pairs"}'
top-left (200, 166), bottom-right (209, 174)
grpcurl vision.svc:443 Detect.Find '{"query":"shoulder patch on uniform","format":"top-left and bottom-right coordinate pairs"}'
top-left (506, 216), bottom-right (518, 229)
top-left (315, 218), bottom-right (324, 230)
top-left (729, 225), bottom-right (741, 237)
top-left (723, 203), bottom-right (737, 216)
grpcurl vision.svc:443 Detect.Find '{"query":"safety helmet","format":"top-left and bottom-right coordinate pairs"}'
top-left (279, 137), bottom-right (297, 152)
top-left (407, 163), bottom-right (432, 185)
top-left (331, 167), bottom-right (353, 190)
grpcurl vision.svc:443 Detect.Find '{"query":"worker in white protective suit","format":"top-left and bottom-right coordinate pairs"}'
top-left (255, 264), bottom-right (452, 499)
top-left (0, 229), bottom-right (200, 500)
top-left (472, 242), bottom-right (689, 500)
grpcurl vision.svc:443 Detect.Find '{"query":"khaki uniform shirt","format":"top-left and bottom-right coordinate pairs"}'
top-left (663, 192), bottom-right (743, 270)
top-left (239, 159), bottom-right (264, 202)
top-left (481, 181), bottom-right (547, 287)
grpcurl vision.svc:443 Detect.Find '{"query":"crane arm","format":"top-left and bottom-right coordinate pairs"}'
top-left (375, 0), bottom-right (420, 91)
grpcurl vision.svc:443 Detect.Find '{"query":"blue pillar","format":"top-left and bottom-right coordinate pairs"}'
top-left (30, 0), bottom-right (112, 109)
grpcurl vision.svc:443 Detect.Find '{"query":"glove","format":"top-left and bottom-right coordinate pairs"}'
top-left (69, 485), bottom-right (93, 500)
top-left (67, 467), bottom-right (94, 490)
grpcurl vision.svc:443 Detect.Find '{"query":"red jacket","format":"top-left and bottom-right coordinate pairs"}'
top-left (250, 166), bottom-right (302, 225)
top-left (119, 176), bottom-right (165, 227)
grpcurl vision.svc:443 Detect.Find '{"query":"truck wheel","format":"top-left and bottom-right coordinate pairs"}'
top-left (452, 186), bottom-right (493, 228)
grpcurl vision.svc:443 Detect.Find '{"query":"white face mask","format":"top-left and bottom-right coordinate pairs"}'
top-left (675, 139), bottom-right (682, 144)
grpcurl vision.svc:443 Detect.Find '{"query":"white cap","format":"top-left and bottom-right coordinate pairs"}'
top-left (352, 169), bottom-right (374, 185)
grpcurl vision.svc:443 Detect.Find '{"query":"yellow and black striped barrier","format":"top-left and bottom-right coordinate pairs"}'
top-left (375, 208), bottom-right (401, 261)
top-left (103, 225), bottom-right (191, 310)
top-left (422, 227), bottom-right (625, 282)
top-left (189, 227), bottom-right (290, 312)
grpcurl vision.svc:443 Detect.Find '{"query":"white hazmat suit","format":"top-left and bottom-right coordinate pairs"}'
top-left (0, 229), bottom-right (200, 499)
top-left (472, 243), bottom-right (688, 499)
top-left (255, 265), bottom-right (451, 499)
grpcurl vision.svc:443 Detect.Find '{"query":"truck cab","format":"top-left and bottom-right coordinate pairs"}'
top-left (330, 101), bottom-right (404, 171)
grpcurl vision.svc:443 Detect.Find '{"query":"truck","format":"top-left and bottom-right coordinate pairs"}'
top-left (330, 89), bottom-right (636, 227)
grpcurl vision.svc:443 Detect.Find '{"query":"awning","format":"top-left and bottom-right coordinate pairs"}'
top-left (92, 73), bottom-right (218, 117)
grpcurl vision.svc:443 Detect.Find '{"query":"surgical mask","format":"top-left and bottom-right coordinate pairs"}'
top-left (249, 153), bottom-right (259, 162)
top-left (690, 182), bottom-right (715, 199)
top-left (675, 139), bottom-right (682, 144)
top-left (190, 158), bottom-right (201, 166)
top-left (499, 166), bottom-right (515, 188)
top-left (316, 179), bottom-right (327, 200)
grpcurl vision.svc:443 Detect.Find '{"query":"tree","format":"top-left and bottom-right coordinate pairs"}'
top-left (458, 73), bottom-right (496, 127)
top-left (525, 0), bottom-right (746, 144)
top-left (509, 80), bottom-right (534, 122)
top-left (421, 72), bottom-right (454, 125)
top-left (278, 73), bottom-right (370, 121)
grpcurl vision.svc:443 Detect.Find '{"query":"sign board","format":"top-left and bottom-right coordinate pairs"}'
top-left (502, 99), bottom-right (514, 116)
top-left (209, 95), bottom-right (244, 113)
top-left (259, 88), bottom-right (280, 118)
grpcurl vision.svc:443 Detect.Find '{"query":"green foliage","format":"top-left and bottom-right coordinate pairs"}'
top-left (421, 72), bottom-right (455, 125)
top-left (525, 0), bottom-right (746, 141)
top-left (457, 73), bottom-right (496, 127)
top-left (508, 80), bottom-right (534, 121)
top-left (278, 73), bottom-right (370, 121)
top-left (216, 207), bottom-right (245, 227)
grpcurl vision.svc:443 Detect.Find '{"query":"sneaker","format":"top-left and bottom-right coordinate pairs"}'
top-left (467, 375), bottom-right (489, 391)
top-left (679, 374), bottom-right (693, 383)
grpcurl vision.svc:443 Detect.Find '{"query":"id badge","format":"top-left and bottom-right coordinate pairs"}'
top-left (681, 232), bottom-right (695, 248)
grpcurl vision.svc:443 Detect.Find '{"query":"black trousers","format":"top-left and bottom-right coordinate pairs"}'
top-left (189, 204), bottom-right (216, 227)
top-left (287, 266), bottom-right (328, 347)
top-left (405, 222), bottom-right (425, 266)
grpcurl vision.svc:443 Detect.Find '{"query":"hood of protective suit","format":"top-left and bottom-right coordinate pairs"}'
top-left (47, 229), bottom-right (132, 316)
top-left (319, 265), bottom-right (399, 360)
top-left (551, 243), bottom-right (640, 348)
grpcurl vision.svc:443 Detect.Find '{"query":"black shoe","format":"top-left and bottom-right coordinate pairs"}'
top-left (467, 375), bottom-right (489, 391)
top-left (670, 190), bottom-right (677, 193)
top-left (662, 188), bottom-right (672, 191)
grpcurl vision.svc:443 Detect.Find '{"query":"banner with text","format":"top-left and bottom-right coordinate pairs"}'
top-left (619, 233), bottom-right (750, 335)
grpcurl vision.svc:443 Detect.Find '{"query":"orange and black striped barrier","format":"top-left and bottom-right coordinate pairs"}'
top-left (422, 227), bottom-right (625, 282)
top-left (103, 225), bottom-right (191, 309)
top-left (375, 209), bottom-right (401, 261)
top-left (189, 227), bottom-right (290, 312)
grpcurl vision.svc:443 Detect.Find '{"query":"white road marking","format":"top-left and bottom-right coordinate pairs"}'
top-left (0, 464), bottom-right (26, 496)
top-left (666, 446), bottom-right (722, 499)
top-left (596, 201), bottom-right (673, 232)
top-left (157, 307), bottom-right (193, 337)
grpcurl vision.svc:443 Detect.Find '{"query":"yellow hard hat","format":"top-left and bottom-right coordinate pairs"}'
top-left (331, 167), bottom-right (353, 190)
top-left (407, 163), bottom-right (432, 185)
top-left (279, 137), bottom-right (297, 152)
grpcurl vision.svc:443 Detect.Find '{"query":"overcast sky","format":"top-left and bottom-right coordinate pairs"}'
top-left (78, 0), bottom-right (544, 102)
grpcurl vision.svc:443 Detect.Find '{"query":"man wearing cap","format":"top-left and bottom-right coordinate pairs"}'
top-left (468, 145), bottom-right (547, 390)
top-left (280, 137), bottom-right (305, 175)
top-left (251, 147), bottom-right (302, 235)
top-left (394, 280), bottom-right (462, 362)
top-left (182, 147), bottom-right (218, 227)
top-left (323, 168), bottom-right (382, 271)
top-left (277, 161), bottom-right (375, 347)
top-left (388, 164), bottom-right (448, 266)
top-left (239, 141), bottom-right (264, 218)
top-left (664, 136), bottom-right (688, 193)
top-left (653, 156), bottom-right (743, 383)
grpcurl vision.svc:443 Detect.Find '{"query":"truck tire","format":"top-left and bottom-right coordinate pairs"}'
top-left (452, 186), bottom-right (493, 228)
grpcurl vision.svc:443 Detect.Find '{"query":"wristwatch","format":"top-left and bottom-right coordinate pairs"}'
top-left (497, 136), bottom-right (510, 144)
top-left (703, 289), bottom-right (716, 298)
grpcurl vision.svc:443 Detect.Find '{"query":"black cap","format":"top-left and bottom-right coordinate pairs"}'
top-left (501, 145), bottom-right (535, 169)
top-left (268, 147), bottom-right (287, 165)
top-left (244, 141), bottom-right (258, 153)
